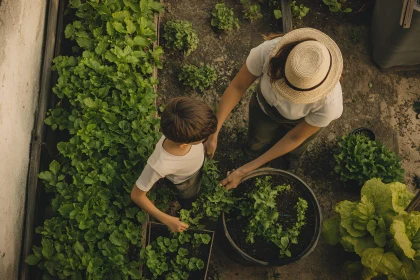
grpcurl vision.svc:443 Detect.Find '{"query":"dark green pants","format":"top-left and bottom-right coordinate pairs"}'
top-left (244, 92), bottom-right (323, 171)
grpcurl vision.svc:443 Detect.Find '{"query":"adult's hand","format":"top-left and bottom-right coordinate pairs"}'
top-left (204, 133), bottom-right (218, 158)
top-left (164, 216), bottom-right (189, 233)
top-left (220, 168), bottom-right (246, 190)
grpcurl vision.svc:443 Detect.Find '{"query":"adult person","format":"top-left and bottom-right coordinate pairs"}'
top-left (204, 28), bottom-right (344, 190)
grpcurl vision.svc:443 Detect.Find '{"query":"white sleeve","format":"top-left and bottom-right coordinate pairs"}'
top-left (135, 163), bottom-right (164, 192)
top-left (246, 42), bottom-right (268, 77)
top-left (305, 85), bottom-right (343, 127)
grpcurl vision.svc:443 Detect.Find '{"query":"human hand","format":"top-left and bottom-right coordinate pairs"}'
top-left (164, 216), bottom-right (189, 233)
top-left (220, 168), bottom-right (246, 190)
top-left (204, 133), bottom-right (218, 158)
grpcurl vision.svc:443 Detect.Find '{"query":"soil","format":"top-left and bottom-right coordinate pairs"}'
top-left (144, 223), bottom-right (215, 280)
top-left (158, 0), bottom-right (420, 279)
top-left (224, 175), bottom-right (317, 263)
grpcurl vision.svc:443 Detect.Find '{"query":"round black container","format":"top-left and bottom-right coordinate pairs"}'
top-left (349, 127), bottom-right (376, 141)
top-left (217, 168), bottom-right (322, 266)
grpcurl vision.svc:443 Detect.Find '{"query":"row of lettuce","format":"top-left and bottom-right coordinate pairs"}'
top-left (25, 0), bottom-right (166, 279)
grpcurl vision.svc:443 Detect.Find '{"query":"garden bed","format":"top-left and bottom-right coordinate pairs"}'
top-left (142, 222), bottom-right (215, 279)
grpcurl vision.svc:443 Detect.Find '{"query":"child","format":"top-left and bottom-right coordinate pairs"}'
top-left (131, 97), bottom-right (217, 232)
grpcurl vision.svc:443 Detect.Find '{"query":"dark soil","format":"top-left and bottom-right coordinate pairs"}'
top-left (224, 175), bottom-right (318, 263)
top-left (144, 223), bottom-right (215, 280)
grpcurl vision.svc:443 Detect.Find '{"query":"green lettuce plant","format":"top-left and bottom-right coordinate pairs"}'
top-left (240, 0), bottom-right (263, 22)
top-left (322, 178), bottom-right (418, 279)
top-left (334, 135), bottom-right (404, 186)
top-left (211, 3), bottom-right (239, 31)
top-left (163, 20), bottom-right (199, 56)
top-left (178, 64), bottom-right (217, 92)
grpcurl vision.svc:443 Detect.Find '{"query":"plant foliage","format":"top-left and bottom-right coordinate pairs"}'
top-left (290, 1), bottom-right (309, 19)
top-left (238, 176), bottom-right (308, 257)
top-left (322, 178), bottom-right (418, 279)
top-left (240, 0), bottom-right (263, 22)
top-left (322, 0), bottom-right (352, 13)
top-left (211, 3), bottom-right (239, 31)
top-left (178, 64), bottom-right (217, 92)
top-left (163, 20), bottom-right (199, 56)
top-left (25, 0), bottom-right (167, 279)
top-left (334, 135), bottom-right (404, 186)
top-left (140, 232), bottom-right (210, 279)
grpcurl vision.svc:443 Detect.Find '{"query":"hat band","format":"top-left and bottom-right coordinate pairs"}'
top-left (284, 51), bottom-right (332, 92)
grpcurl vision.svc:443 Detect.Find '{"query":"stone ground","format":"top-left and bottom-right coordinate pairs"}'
top-left (157, 0), bottom-right (420, 279)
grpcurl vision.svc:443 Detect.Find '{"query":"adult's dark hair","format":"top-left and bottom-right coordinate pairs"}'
top-left (160, 97), bottom-right (218, 143)
top-left (265, 33), bottom-right (314, 83)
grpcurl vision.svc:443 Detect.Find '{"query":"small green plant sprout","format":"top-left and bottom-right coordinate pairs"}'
top-left (211, 3), bottom-right (239, 31)
top-left (334, 135), bottom-right (404, 186)
top-left (163, 20), bottom-right (199, 56)
top-left (291, 1), bottom-right (309, 19)
top-left (240, 0), bottom-right (263, 22)
top-left (178, 64), bottom-right (217, 92)
top-left (322, 0), bottom-right (352, 13)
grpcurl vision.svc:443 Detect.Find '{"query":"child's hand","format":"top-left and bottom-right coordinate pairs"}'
top-left (164, 216), bottom-right (189, 233)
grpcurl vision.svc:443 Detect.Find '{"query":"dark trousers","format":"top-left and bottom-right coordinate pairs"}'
top-left (166, 168), bottom-right (203, 209)
top-left (244, 92), bottom-right (323, 171)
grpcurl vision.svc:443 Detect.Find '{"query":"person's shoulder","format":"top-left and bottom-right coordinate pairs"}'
top-left (323, 82), bottom-right (343, 104)
top-left (257, 37), bottom-right (282, 54)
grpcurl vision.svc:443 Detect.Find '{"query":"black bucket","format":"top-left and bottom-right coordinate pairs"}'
top-left (349, 127), bottom-right (376, 141)
top-left (217, 168), bottom-right (322, 266)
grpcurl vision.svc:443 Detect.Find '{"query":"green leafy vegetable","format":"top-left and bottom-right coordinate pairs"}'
top-left (322, 178), bottom-right (417, 279)
top-left (334, 135), bottom-right (405, 186)
top-left (178, 64), bottom-right (217, 92)
top-left (211, 3), bottom-right (239, 31)
top-left (163, 20), bottom-right (199, 56)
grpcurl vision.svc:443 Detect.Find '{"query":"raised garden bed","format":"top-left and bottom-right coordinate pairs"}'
top-left (142, 222), bottom-right (215, 280)
top-left (218, 168), bottom-right (322, 266)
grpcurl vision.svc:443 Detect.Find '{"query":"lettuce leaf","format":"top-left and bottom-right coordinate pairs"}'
top-left (361, 248), bottom-right (402, 276)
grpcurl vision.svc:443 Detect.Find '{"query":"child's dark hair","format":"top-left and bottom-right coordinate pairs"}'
top-left (160, 97), bottom-right (218, 143)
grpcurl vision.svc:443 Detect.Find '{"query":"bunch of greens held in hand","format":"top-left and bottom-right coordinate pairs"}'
top-left (140, 232), bottom-right (211, 279)
top-left (322, 178), bottom-right (419, 279)
top-left (238, 176), bottom-right (308, 257)
top-left (24, 0), bottom-right (168, 279)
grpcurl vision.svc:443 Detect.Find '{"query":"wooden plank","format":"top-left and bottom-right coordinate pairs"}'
top-left (280, 0), bottom-right (292, 33)
top-left (406, 190), bottom-right (420, 212)
top-left (19, 1), bottom-right (60, 279)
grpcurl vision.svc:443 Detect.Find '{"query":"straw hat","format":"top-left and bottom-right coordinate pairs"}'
top-left (269, 28), bottom-right (343, 104)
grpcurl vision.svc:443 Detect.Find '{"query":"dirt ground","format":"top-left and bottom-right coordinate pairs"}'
top-left (157, 0), bottom-right (420, 279)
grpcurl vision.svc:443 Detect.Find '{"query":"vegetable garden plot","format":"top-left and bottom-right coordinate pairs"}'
top-left (24, 0), bottom-right (167, 279)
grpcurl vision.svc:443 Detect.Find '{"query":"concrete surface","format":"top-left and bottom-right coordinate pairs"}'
top-left (0, 0), bottom-right (46, 278)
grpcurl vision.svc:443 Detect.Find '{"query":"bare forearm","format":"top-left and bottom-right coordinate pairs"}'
top-left (215, 85), bottom-right (244, 134)
top-left (132, 195), bottom-right (172, 224)
top-left (241, 134), bottom-right (304, 174)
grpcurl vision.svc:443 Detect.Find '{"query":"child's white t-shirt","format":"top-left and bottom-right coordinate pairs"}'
top-left (135, 136), bottom-right (204, 192)
top-left (246, 37), bottom-right (343, 127)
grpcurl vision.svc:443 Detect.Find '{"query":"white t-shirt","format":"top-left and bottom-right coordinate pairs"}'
top-left (135, 136), bottom-right (205, 192)
top-left (246, 37), bottom-right (343, 127)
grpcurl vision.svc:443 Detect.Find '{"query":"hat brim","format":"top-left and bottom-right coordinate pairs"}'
top-left (270, 28), bottom-right (343, 104)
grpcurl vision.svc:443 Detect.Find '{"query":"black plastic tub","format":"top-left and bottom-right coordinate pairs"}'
top-left (349, 127), bottom-right (376, 141)
top-left (217, 168), bottom-right (322, 266)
